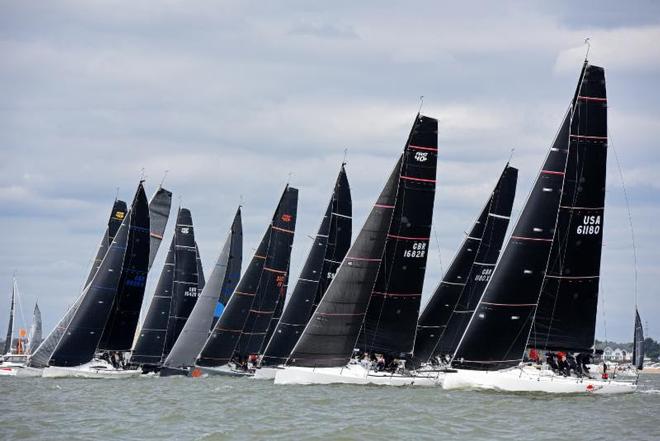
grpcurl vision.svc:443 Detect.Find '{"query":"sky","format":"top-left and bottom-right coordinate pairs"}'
top-left (1, 1), bottom-right (659, 344)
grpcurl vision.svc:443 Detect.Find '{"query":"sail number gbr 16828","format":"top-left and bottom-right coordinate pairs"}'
top-left (403, 242), bottom-right (426, 258)
top-left (576, 215), bottom-right (601, 235)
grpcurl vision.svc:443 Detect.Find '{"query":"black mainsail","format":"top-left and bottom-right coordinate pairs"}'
top-left (50, 182), bottom-right (149, 367)
top-left (358, 115), bottom-right (438, 357)
top-left (131, 208), bottom-right (200, 367)
top-left (414, 164), bottom-right (517, 364)
top-left (261, 165), bottom-right (352, 366)
top-left (196, 186), bottom-right (298, 368)
top-left (452, 63), bottom-right (602, 371)
top-left (97, 193), bottom-right (151, 352)
top-left (3, 278), bottom-right (16, 355)
top-left (162, 208), bottom-right (243, 371)
top-left (633, 309), bottom-right (644, 370)
top-left (530, 64), bottom-right (608, 353)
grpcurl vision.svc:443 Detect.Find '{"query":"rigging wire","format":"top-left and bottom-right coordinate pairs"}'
top-left (608, 132), bottom-right (639, 309)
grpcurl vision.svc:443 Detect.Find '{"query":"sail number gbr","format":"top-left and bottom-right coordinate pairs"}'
top-left (576, 215), bottom-right (601, 235)
top-left (403, 241), bottom-right (427, 258)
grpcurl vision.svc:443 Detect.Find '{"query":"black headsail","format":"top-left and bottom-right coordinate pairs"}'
top-left (452, 64), bottom-right (597, 371)
top-left (97, 189), bottom-right (151, 352)
top-left (196, 186), bottom-right (298, 367)
top-left (633, 309), bottom-right (644, 370)
top-left (50, 182), bottom-right (148, 367)
top-left (530, 64), bottom-right (608, 353)
top-left (414, 164), bottom-right (517, 364)
top-left (261, 165), bottom-right (352, 366)
top-left (234, 187), bottom-right (298, 357)
top-left (148, 187), bottom-right (173, 269)
top-left (359, 115), bottom-right (438, 356)
top-left (286, 117), bottom-right (429, 368)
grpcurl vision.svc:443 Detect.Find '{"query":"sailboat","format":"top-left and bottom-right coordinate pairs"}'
top-left (413, 164), bottom-right (517, 368)
top-left (275, 114), bottom-right (440, 386)
top-left (633, 309), bottom-right (644, 371)
top-left (255, 165), bottom-right (352, 379)
top-left (131, 208), bottom-right (204, 373)
top-left (30, 187), bottom-right (172, 370)
top-left (160, 207), bottom-right (243, 376)
top-left (43, 182), bottom-right (151, 379)
top-left (194, 185), bottom-right (298, 376)
top-left (442, 62), bottom-right (637, 394)
top-left (0, 277), bottom-right (40, 377)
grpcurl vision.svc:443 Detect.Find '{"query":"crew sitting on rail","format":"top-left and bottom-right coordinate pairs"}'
top-left (545, 352), bottom-right (559, 372)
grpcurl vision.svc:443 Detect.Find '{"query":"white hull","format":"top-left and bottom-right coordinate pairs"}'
top-left (42, 361), bottom-right (141, 379)
top-left (442, 366), bottom-right (637, 394)
top-left (253, 366), bottom-right (282, 380)
top-left (274, 364), bottom-right (443, 386)
top-left (195, 364), bottom-right (253, 377)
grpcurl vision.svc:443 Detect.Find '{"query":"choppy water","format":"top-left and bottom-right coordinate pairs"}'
top-left (1, 373), bottom-right (659, 440)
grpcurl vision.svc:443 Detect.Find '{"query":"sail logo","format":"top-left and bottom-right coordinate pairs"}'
top-left (184, 287), bottom-right (198, 297)
top-left (576, 215), bottom-right (601, 235)
top-left (115, 211), bottom-right (125, 220)
top-left (125, 274), bottom-right (146, 288)
top-left (180, 227), bottom-right (190, 234)
top-left (276, 274), bottom-right (286, 287)
top-left (403, 241), bottom-right (426, 258)
top-left (281, 214), bottom-right (292, 222)
top-left (414, 152), bottom-right (428, 162)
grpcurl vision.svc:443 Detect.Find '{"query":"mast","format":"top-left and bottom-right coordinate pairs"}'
top-left (452, 64), bottom-right (596, 371)
top-left (359, 115), bottom-right (438, 357)
top-left (286, 117), bottom-right (428, 368)
top-left (261, 165), bottom-right (352, 366)
top-left (196, 186), bottom-right (298, 368)
top-left (49, 182), bottom-right (148, 367)
top-left (633, 309), bottom-right (644, 370)
top-left (3, 278), bottom-right (16, 355)
top-left (163, 208), bottom-right (243, 370)
top-left (27, 302), bottom-right (42, 354)
top-left (414, 164), bottom-right (517, 364)
top-left (530, 64), bottom-right (608, 353)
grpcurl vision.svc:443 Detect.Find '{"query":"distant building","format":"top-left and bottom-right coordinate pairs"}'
top-left (603, 347), bottom-right (632, 362)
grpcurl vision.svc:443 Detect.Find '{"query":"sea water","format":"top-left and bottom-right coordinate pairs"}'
top-left (1, 373), bottom-right (659, 440)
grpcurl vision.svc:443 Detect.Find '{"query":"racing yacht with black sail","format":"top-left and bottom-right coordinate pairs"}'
top-left (43, 182), bottom-right (151, 378)
top-left (255, 165), bottom-right (352, 379)
top-left (443, 62), bottom-right (636, 394)
top-left (195, 186), bottom-right (298, 376)
top-left (275, 114), bottom-right (439, 386)
top-left (131, 207), bottom-right (204, 373)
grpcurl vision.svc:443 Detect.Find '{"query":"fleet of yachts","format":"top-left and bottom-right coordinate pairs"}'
top-left (0, 62), bottom-right (647, 394)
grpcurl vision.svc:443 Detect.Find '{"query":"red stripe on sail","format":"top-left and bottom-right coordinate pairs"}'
top-left (401, 176), bottom-right (436, 183)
